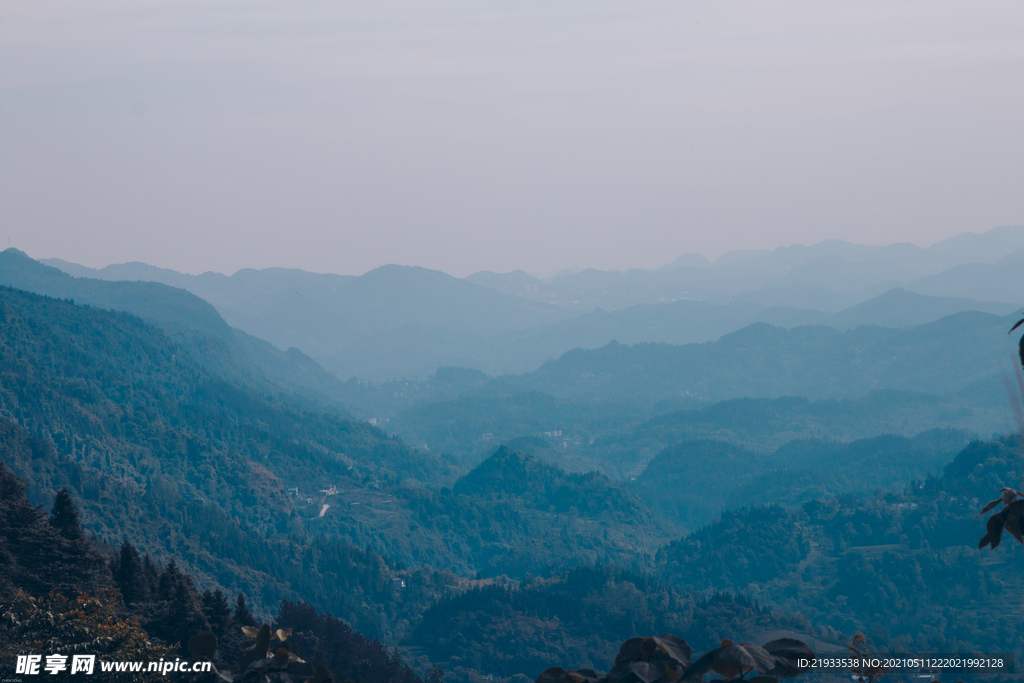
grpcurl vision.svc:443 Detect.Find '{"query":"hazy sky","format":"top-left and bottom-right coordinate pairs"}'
top-left (2, 1), bottom-right (1023, 277)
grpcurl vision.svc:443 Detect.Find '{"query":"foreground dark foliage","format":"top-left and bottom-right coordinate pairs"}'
top-left (536, 634), bottom-right (813, 683)
top-left (277, 600), bottom-right (441, 683)
top-left (0, 466), bottom-right (436, 683)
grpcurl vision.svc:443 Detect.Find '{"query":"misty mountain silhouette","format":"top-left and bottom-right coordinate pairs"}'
top-left (37, 229), bottom-right (1021, 380)
top-left (0, 249), bottom-right (352, 409)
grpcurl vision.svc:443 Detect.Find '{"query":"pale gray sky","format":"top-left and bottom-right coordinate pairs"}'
top-left (2, 0), bottom-right (1023, 277)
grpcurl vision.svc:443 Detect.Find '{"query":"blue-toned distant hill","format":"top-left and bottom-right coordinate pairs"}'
top-left (0, 249), bottom-right (352, 410)
top-left (630, 429), bottom-right (973, 529)
top-left (450, 288), bottom-right (1016, 376)
top-left (468, 225), bottom-right (1024, 311)
top-left (391, 389), bottom-right (1006, 485)
top-left (493, 311), bottom-right (1020, 406)
top-left (41, 227), bottom-right (1020, 380)
top-left (40, 256), bottom-right (572, 380)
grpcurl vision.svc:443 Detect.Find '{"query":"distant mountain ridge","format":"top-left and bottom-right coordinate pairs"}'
top-left (467, 225), bottom-right (1024, 312)
top-left (38, 228), bottom-right (1021, 380)
top-left (0, 249), bottom-right (353, 410)
top-left (41, 256), bottom-right (571, 379)
top-left (492, 310), bottom-right (1020, 406)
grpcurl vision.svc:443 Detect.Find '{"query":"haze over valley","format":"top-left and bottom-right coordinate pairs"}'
top-left (38, 225), bottom-right (1024, 380)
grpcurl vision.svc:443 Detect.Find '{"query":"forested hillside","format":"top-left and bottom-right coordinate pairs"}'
top-left (631, 429), bottom-right (973, 529)
top-left (0, 294), bottom-right (831, 679)
top-left (0, 462), bottom-right (438, 683)
top-left (656, 435), bottom-right (1024, 657)
top-left (392, 389), bottom-right (997, 480)
top-left (406, 567), bottom-right (810, 681)
top-left (495, 314), bottom-right (1016, 405)
top-left (0, 286), bottom-right (458, 638)
top-left (3, 262), bottom-right (1023, 682)
top-left (0, 288), bottom-right (680, 639)
top-left (0, 249), bottom-right (354, 411)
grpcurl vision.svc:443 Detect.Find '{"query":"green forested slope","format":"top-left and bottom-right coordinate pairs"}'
top-left (406, 566), bottom-right (809, 681)
top-left (0, 286), bottom-right (456, 637)
top-left (655, 435), bottom-right (1024, 657)
top-left (0, 249), bottom-right (353, 411)
top-left (492, 315), bottom-right (1016, 406)
top-left (313, 445), bottom-right (676, 578)
top-left (631, 429), bottom-right (973, 529)
top-left (0, 287), bottom-right (676, 636)
top-left (0, 461), bottom-right (438, 683)
top-left (6, 267), bottom-right (1024, 682)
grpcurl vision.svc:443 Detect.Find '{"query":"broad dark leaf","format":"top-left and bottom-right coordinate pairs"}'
top-left (763, 638), bottom-right (814, 678)
top-left (254, 623), bottom-right (271, 658)
top-left (537, 667), bottom-right (568, 683)
top-left (681, 648), bottom-right (718, 680)
top-left (717, 643), bottom-right (776, 675)
top-left (607, 661), bottom-right (667, 683)
top-left (188, 631), bottom-right (217, 660)
top-left (628, 661), bottom-right (665, 683)
top-left (616, 638), bottom-right (647, 664)
top-left (654, 634), bottom-right (692, 666)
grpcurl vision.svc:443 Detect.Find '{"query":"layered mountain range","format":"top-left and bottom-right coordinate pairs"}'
top-left (39, 225), bottom-right (1023, 380)
top-left (3, 228), bottom-right (1024, 681)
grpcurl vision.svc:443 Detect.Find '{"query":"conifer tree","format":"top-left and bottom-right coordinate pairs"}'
top-left (151, 560), bottom-right (209, 651)
top-left (49, 488), bottom-right (85, 542)
top-left (142, 553), bottom-right (160, 595)
top-left (157, 558), bottom-right (182, 602)
top-left (202, 588), bottom-right (232, 638)
top-left (44, 487), bottom-right (111, 596)
top-left (113, 540), bottom-right (149, 605)
top-left (235, 592), bottom-right (257, 627)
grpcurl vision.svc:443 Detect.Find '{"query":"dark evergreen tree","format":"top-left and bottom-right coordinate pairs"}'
top-left (0, 462), bottom-right (47, 598)
top-left (0, 463), bottom-right (111, 598)
top-left (235, 592), bottom-right (257, 627)
top-left (49, 488), bottom-right (86, 542)
top-left (157, 559), bottom-right (182, 602)
top-left (202, 588), bottom-right (232, 639)
top-left (141, 553), bottom-right (160, 596)
top-left (149, 560), bottom-right (209, 652)
top-left (112, 541), bottom-right (149, 605)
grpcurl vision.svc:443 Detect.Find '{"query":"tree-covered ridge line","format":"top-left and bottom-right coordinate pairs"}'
top-left (631, 429), bottom-right (974, 530)
top-left (0, 424), bottom-right (823, 683)
top-left (374, 309), bottom-right (1015, 465)
top-left (0, 248), bottom-right (357, 413)
top-left (0, 285), bottom-right (820, 682)
top-left (401, 435), bottom-right (1024, 680)
top-left (656, 435), bottom-right (1024, 658)
top-left (497, 312), bottom-right (1018, 404)
top-left (390, 384), bottom-right (999, 481)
